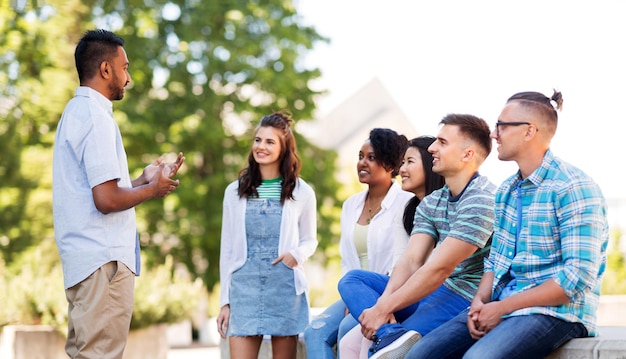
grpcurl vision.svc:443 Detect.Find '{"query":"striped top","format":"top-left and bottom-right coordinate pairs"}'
top-left (252, 177), bottom-right (282, 200)
top-left (413, 174), bottom-right (496, 301)
top-left (486, 149), bottom-right (609, 336)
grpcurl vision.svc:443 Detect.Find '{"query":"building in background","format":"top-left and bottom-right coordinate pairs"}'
top-left (301, 77), bottom-right (418, 186)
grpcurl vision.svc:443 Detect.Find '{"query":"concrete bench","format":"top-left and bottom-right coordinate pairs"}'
top-left (547, 326), bottom-right (626, 359)
top-left (0, 324), bottom-right (169, 359)
top-left (219, 326), bottom-right (626, 359)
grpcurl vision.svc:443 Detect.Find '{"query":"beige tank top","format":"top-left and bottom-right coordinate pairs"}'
top-left (354, 223), bottom-right (369, 270)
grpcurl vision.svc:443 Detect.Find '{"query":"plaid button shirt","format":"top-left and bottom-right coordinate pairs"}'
top-left (485, 150), bottom-right (609, 336)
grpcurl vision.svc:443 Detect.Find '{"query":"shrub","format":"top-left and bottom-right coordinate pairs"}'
top-left (0, 240), bottom-right (204, 333)
top-left (131, 255), bottom-right (204, 330)
top-left (602, 227), bottom-right (626, 294)
top-left (0, 241), bottom-right (67, 329)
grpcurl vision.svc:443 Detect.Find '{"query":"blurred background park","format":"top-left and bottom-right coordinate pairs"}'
top-left (1, 0), bottom-right (625, 350)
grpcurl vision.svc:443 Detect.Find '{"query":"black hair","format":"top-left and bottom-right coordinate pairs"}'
top-left (75, 29), bottom-right (124, 84)
top-left (402, 136), bottom-right (446, 234)
top-left (368, 128), bottom-right (408, 177)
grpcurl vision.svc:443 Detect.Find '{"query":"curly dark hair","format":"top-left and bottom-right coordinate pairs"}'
top-left (369, 128), bottom-right (408, 177)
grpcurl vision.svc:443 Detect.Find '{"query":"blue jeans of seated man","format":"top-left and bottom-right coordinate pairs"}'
top-left (338, 269), bottom-right (470, 340)
top-left (406, 308), bottom-right (588, 359)
top-left (304, 298), bottom-right (358, 359)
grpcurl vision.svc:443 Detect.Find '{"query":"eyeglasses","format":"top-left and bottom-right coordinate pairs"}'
top-left (494, 121), bottom-right (536, 137)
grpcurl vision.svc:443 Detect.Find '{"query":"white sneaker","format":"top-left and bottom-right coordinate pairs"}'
top-left (369, 329), bottom-right (422, 359)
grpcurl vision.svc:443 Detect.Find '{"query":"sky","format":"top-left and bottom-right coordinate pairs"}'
top-left (296, 0), bottom-right (626, 204)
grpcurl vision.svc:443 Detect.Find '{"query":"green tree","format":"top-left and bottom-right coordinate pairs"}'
top-left (1, 0), bottom-right (341, 295)
top-left (95, 0), bottom-right (340, 293)
top-left (0, 0), bottom-right (88, 261)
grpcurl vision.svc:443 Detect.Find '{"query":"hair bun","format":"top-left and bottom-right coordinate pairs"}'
top-left (550, 89), bottom-right (563, 111)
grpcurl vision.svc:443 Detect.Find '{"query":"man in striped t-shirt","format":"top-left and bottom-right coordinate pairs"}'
top-left (410, 90), bottom-right (609, 359)
top-left (338, 114), bottom-right (496, 359)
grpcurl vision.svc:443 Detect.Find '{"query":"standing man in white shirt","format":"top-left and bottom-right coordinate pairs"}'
top-left (52, 29), bottom-right (184, 359)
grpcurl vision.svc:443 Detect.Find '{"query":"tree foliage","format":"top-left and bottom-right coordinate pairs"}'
top-left (602, 228), bottom-right (626, 294)
top-left (0, 0), bottom-right (341, 295)
top-left (0, 0), bottom-right (87, 261)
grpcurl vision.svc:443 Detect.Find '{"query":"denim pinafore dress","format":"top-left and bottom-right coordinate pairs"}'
top-left (228, 199), bottom-right (309, 336)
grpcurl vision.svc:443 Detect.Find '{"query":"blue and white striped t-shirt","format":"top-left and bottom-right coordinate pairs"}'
top-left (412, 174), bottom-right (496, 301)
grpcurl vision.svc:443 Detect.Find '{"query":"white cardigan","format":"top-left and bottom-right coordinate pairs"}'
top-left (219, 178), bottom-right (318, 307)
top-left (339, 181), bottom-right (414, 275)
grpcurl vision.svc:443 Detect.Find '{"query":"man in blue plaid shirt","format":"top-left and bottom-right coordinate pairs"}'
top-left (408, 90), bottom-right (609, 359)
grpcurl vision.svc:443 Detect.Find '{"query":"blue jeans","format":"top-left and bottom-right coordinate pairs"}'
top-left (407, 308), bottom-right (588, 359)
top-left (338, 269), bottom-right (470, 339)
top-left (304, 299), bottom-right (358, 359)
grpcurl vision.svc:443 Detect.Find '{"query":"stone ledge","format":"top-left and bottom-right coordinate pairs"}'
top-left (218, 327), bottom-right (626, 359)
top-left (0, 325), bottom-right (65, 359)
top-left (547, 326), bottom-right (626, 359)
top-left (0, 324), bottom-right (169, 359)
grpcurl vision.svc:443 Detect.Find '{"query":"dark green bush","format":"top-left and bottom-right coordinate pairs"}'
top-left (0, 240), bottom-right (204, 333)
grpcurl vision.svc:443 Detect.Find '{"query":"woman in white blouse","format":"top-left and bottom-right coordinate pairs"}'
top-left (338, 136), bottom-right (446, 359)
top-left (217, 112), bottom-right (317, 359)
top-left (304, 128), bottom-right (413, 359)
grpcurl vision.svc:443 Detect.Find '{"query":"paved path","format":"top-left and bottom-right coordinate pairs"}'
top-left (168, 345), bottom-right (220, 359)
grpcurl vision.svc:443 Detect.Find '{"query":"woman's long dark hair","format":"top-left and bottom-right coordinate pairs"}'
top-left (402, 136), bottom-right (446, 234)
top-left (238, 111), bottom-right (301, 204)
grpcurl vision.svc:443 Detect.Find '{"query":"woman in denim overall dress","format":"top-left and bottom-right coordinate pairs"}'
top-left (217, 112), bottom-right (318, 359)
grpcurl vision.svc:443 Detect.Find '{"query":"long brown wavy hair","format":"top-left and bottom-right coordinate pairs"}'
top-left (238, 111), bottom-right (302, 204)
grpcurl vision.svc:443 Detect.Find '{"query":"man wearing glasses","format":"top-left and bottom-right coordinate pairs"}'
top-left (407, 90), bottom-right (609, 359)
top-left (494, 120), bottom-right (535, 136)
